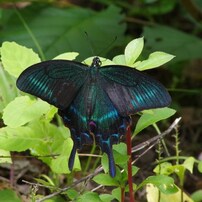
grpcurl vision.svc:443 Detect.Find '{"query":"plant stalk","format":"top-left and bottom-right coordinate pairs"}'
top-left (126, 125), bottom-right (135, 202)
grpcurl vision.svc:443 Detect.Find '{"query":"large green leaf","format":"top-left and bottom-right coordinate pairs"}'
top-left (138, 175), bottom-right (178, 194)
top-left (146, 184), bottom-right (193, 202)
top-left (3, 96), bottom-right (50, 128)
top-left (1, 41), bottom-right (41, 77)
top-left (0, 189), bottom-right (21, 202)
top-left (135, 51), bottom-right (175, 70)
top-left (134, 108), bottom-right (176, 135)
top-left (0, 5), bottom-right (126, 60)
top-left (143, 25), bottom-right (202, 63)
top-left (0, 126), bottom-right (41, 151)
top-left (28, 121), bottom-right (80, 173)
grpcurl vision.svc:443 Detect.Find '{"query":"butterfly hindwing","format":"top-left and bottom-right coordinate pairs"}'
top-left (99, 65), bottom-right (171, 116)
top-left (59, 77), bottom-right (128, 177)
top-left (16, 60), bottom-right (89, 109)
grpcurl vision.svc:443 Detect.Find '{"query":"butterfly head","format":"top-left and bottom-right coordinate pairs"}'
top-left (91, 57), bottom-right (102, 68)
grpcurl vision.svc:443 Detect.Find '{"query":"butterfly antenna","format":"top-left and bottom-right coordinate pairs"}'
top-left (84, 32), bottom-right (96, 56)
top-left (97, 36), bottom-right (117, 56)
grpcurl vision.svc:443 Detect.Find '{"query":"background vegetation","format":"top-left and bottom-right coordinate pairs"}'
top-left (0, 0), bottom-right (201, 201)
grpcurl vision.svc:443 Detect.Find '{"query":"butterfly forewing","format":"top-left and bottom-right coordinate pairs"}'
top-left (17, 60), bottom-right (89, 109)
top-left (99, 65), bottom-right (171, 116)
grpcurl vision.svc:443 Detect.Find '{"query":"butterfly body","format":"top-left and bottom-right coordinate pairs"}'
top-left (17, 57), bottom-right (171, 177)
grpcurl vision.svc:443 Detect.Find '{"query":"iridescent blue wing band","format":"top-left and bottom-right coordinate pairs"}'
top-left (16, 60), bottom-right (89, 109)
top-left (99, 65), bottom-right (171, 116)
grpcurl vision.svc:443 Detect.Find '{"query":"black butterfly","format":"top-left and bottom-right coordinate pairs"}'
top-left (16, 56), bottom-right (171, 177)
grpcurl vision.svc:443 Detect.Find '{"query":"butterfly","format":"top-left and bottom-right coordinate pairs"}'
top-left (16, 56), bottom-right (171, 177)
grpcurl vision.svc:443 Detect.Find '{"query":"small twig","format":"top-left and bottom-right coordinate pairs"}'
top-left (22, 180), bottom-right (60, 190)
top-left (132, 118), bottom-right (181, 153)
top-left (35, 166), bottom-right (103, 202)
top-left (91, 184), bottom-right (103, 192)
top-left (0, 154), bottom-right (59, 158)
top-left (0, 176), bottom-right (10, 182)
top-left (132, 117), bottom-right (181, 164)
top-left (0, 153), bottom-right (101, 159)
top-left (16, 167), bottom-right (29, 181)
top-left (125, 17), bottom-right (155, 26)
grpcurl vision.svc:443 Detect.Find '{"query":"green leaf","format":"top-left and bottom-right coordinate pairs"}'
top-left (153, 162), bottom-right (173, 175)
top-left (124, 37), bottom-right (144, 65)
top-left (112, 54), bottom-right (126, 65)
top-left (53, 52), bottom-right (79, 60)
top-left (0, 6), bottom-right (125, 60)
top-left (198, 161), bottom-right (202, 173)
top-left (44, 106), bottom-right (58, 122)
top-left (100, 194), bottom-right (115, 202)
top-left (0, 149), bottom-right (12, 163)
top-left (183, 157), bottom-right (195, 174)
top-left (0, 189), bottom-right (21, 202)
top-left (3, 96), bottom-right (50, 128)
top-left (135, 51), bottom-right (175, 70)
top-left (1, 41), bottom-right (41, 77)
top-left (111, 187), bottom-right (121, 201)
top-left (113, 142), bottom-right (127, 155)
top-left (146, 184), bottom-right (194, 202)
top-left (134, 108), bottom-right (176, 135)
top-left (143, 25), bottom-right (202, 63)
top-left (51, 139), bottom-right (81, 173)
top-left (66, 189), bottom-right (78, 200)
top-left (168, 165), bottom-right (185, 184)
top-left (93, 173), bottom-right (119, 186)
top-left (101, 148), bottom-right (128, 174)
top-left (27, 121), bottom-right (80, 173)
top-left (137, 175), bottom-right (178, 194)
top-left (77, 192), bottom-right (102, 202)
top-left (41, 196), bottom-right (65, 202)
top-left (0, 64), bottom-right (18, 114)
top-left (0, 126), bottom-right (40, 151)
top-left (34, 178), bottom-right (55, 189)
top-left (191, 190), bottom-right (202, 202)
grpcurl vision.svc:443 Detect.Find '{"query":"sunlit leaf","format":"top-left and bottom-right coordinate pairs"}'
top-left (146, 184), bottom-right (193, 202)
top-left (1, 41), bottom-right (40, 77)
top-left (135, 51), bottom-right (175, 70)
top-left (183, 157), bottom-right (195, 174)
top-left (137, 175), bottom-right (178, 194)
top-left (3, 96), bottom-right (50, 128)
top-left (124, 37), bottom-right (144, 65)
top-left (134, 108), bottom-right (176, 135)
top-left (53, 52), bottom-right (79, 60)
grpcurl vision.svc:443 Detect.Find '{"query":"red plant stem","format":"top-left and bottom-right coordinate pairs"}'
top-left (121, 187), bottom-right (125, 202)
top-left (126, 125), bottom-right (135, 202)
